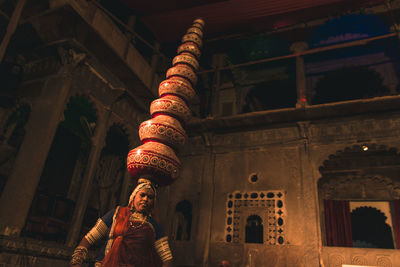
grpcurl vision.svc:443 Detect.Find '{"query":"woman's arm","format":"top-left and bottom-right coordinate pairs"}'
top-left (155, 236), bottom-right (174, 266)
top-left (70, 218), bottom-right (109, 267)
top-left (162, 259), bottom-right (173, 267)
top-left (70, 237), bottom-right (91, 267)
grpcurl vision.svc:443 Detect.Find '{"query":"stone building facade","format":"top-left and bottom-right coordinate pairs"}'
top-left (1, 0), bottom-right (400, 266)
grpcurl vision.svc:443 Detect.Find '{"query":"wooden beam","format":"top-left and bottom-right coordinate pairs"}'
top-left (0, 0), bottom-right (27, 63)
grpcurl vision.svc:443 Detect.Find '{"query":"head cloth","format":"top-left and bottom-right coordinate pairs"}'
top-left (128, 179), bottom-right (157, 209)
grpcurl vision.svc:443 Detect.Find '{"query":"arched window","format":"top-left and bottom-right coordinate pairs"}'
top-left (351, 206), bottom-right (394, 249)
top-left (318, 144), bottom-right (400, 249)
top-left (245, 215), bottom-right (263, 244)
top-left (174, 200), bottom-right (192, 241)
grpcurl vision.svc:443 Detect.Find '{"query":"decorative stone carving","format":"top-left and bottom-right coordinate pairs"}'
top-left (376, 256), bottom-right (392, 267)
top-left (329, 254), bottom-right (344, 267)
top-left (352, 255), bottom-right (367, 265)
top-left (225, 190), bottom-right (286, 245)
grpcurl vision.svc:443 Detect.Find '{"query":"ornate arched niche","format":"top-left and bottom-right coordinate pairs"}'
top-left (318, 144), bottom-right (400, 201)
top-left (317, 144), bottom-right (400, 247)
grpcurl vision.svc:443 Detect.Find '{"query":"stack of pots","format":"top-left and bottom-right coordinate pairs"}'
top-left (127, 18), bottom-right (205, 186)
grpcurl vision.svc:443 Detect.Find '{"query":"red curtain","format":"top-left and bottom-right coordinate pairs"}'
top-left (324, 200), bottom-right (353, 247)
top-left (393, 200), bottom-right (400, 249)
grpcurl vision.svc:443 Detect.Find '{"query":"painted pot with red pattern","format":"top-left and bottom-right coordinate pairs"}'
top-left (172, 54), bottom-right (199, 71)
top-left (166, 64), bottom-right (197, 86)
top-left (127, 141), bottom-right (181, 186)
top-left (139, 115), bottom-right (187, 151)
top-left (177, 42), bottom-right (201, 59)
top-left (186, 27), bottom-right (203, 38)
top-left (182, 33), bottom-right (203, 48)
top-left (158, 78), bottom-right (195, 103)
top-left (150, 95), bottom-right (191, 123)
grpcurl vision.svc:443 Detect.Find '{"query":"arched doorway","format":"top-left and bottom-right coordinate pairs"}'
top-left (82, 124), bottom-right (130, 235)
top-left (173, 200), bottom-right (192, 241)
top-left (22, 95), bottom-right (97, 243)
top-left (245, 215), bottom-right (263, 244)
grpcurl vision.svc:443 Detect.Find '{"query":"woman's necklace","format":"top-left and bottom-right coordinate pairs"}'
top-left (129, 211), bottom-right (147, 229)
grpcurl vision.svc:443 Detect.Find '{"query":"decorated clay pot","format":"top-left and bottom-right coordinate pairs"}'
top-left (182, 33), bottom-right (203, 48)
top-left (139, 115), bottom-right (187, 150)
top-left (126, 18), bottom-right (204, 187)
top-left (158, 78), bottom-right (195, 103)
top-left (186, 27), bottom-right (203, 38)
top-left (127, 141), bottom-right (181, 186)
top-left (150, 95), bottom-right (191, 123)
top-left (177, 42), bottom-right (201, 59)
top-left (172, 53), bottom-right (199, 71)
top-left (193, 18), bottom-right (205, 28)
top-left (166, 64), bottom-right (197, 86)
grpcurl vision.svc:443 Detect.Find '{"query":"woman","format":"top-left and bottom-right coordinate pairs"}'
top-left (70, 180), bottom-right (173, 267)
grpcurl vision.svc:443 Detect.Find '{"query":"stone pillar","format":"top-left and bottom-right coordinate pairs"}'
top-left (150, 41), bottom-right (161, 86)
top-left (123, 15), bottom-right (136, 59)
top-left (65, 106), bottom-right (110, 247)
top-left (296, 122), bottom-right (321, 266)
top-left (194, 133), bottom-right (216, 266)
top-left (210, 54), bottom-right (225, 116)
top-left (119, 170), bottom-right (132, 206)
top-left (0, 0), bottom-right (27, 63)
top-left (0, 65), bottom-right (74, 236)
top-left (290, 42), bottom-right (309, 108)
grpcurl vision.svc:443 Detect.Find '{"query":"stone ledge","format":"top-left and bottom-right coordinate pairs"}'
top-left (187, 95), bottom-right (400, 134)
top-left (0, 236), bottom-right (72, 260)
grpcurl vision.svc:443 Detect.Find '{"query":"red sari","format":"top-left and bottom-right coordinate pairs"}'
top-left (101, 207), bottom-right (162, 267)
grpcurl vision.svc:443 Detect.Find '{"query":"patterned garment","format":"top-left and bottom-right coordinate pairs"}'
top-left (95, 206), bottom-right (165, 267)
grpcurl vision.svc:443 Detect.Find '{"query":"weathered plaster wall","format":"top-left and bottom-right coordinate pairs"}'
top-left (162, 111), bottom-right (400, 267)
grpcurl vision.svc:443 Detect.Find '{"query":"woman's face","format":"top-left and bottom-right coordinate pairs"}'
top-left (133, 188), bottom-right (155, 213)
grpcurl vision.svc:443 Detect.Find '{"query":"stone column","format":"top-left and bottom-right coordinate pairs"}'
top-left (296, 122), bottom-right (321, 266)
top-left (119, 170), bottom-right (133, 206)
top-left (0, 65), bottom-right (74, 236)
top-left (194, 133), bottom-right (216, 266)
top-left (290, 42), bottom-right (309, 108)
top-left (65, 106), bottom-right (110, 247)
top-left (123, 15), bottom-right (136, 60)
top-left (0, 0), bottom-right (27, 63)
top-left (151, 41), bottom-right (161, 82)
top-left (210, 54), bottom-right (225, 116)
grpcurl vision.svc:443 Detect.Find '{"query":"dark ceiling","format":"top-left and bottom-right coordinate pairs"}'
top-left (120, 0), bottom-right (385, 42)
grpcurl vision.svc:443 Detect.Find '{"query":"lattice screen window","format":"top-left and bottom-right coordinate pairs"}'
top-left (225, 190), bottom-right (286, 245)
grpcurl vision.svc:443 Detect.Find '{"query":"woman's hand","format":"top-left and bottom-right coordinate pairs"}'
top-left (70, 238), bottom-right (90, 267)
top-left (162, 259), bottom-right (173, 267)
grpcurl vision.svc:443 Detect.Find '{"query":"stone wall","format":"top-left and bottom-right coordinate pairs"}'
top-left (162, 109), bottom-right (400, 267)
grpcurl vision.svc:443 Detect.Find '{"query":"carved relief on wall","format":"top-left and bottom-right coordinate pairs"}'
top-left (351, 255), bottom-right (367, 265)
top-left (376, 256), bottom-right (392, 267)
top-left (322, 247), bottom-right (397, 267)
top-left (328, 253), bottom-right (344, 267)
top-left (225, 190), bottom-right (286, 245)
top-left (318, 144), bottom-right (400, 200)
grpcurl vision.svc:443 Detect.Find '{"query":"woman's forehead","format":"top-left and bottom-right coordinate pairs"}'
top-left (138, 188), bottom-right (154, 195)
